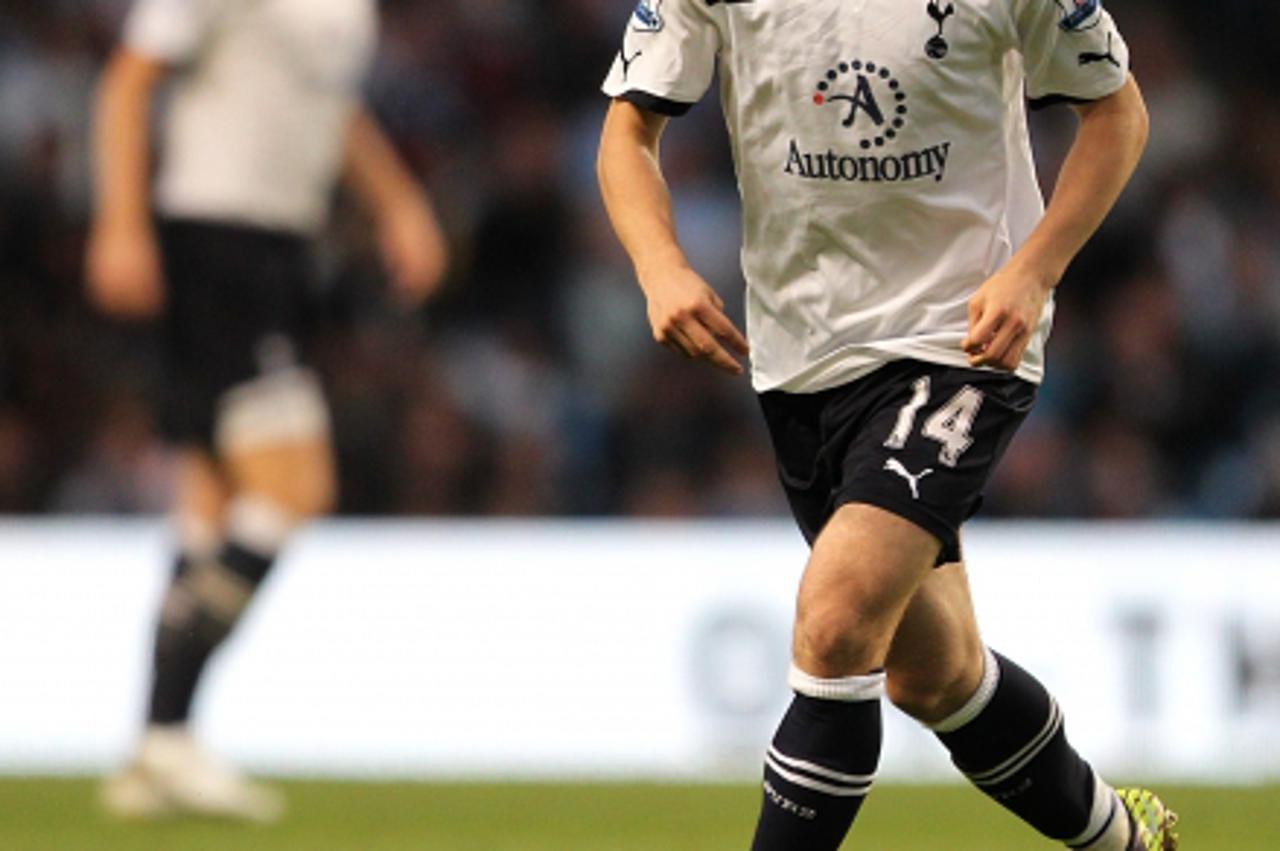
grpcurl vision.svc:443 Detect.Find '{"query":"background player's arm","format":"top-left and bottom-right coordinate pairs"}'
top-left (341, 108), bottom-right (449, 306)
top-left (597, 99), bottom-right (748, 376)
top-left (964, 75), bottom-right (1148, 370)
top-left (86, 49), bottom-right (168, 319)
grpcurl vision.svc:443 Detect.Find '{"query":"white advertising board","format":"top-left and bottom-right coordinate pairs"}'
top-left (0, 520), bottom-right (1276, 783)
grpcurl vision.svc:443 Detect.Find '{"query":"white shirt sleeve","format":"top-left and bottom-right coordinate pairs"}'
top-left (123, 0), bottom-right (225, 64)
top-left (601, 0), bottom-right (720, 116)
top-left (1012, 0), bottom-right (1130, 107)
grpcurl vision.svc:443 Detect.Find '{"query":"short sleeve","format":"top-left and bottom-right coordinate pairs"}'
top-left (1012, 0), bottom-right (1130, 109)
top-left (123, 0), bottom-right (225, 64)
top-left (601, 0), bottom-right (720, 116)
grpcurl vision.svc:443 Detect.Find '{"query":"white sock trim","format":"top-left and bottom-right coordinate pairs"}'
top-left (929, 646), bottom-right (1000, 733)
top-left (767, 746), bottom-right (876, 787)
top-left (226, 494), bottom-right (295, 555)
top-left (1068, 775), bottom-right (1127, 850)
top-left (788, 664), bottom-right (886, 702)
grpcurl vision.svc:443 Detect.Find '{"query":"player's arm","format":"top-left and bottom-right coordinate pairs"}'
top-left (341, 107), bottom-right (449, 306)
top-left (964, 74), bottom-right (1148, 370)
top-left (597, 99), bottom-right (748, 376)
top-left (962, 72), bottom-right (1152, 365)
top-left (86, 48), bottom-right (169, 319)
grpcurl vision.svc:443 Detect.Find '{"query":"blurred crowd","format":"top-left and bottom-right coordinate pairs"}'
top-left (0, 0), bottom-right (1278, 520)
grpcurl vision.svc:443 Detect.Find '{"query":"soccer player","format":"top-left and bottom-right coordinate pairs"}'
top-left (87, 0), bottom-right (447, 821)
top-left (598, 0), bottom-right (1176, 848)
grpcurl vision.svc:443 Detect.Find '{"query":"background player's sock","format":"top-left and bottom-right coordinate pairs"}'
top-left (749, 666), bottom-right (883, 851)
top-left (148, 549), bottom-right (215, 725)
top-left (931, 648), bottom-right (1128, 849)
top-left (147, 495), bottom-right (294, 725)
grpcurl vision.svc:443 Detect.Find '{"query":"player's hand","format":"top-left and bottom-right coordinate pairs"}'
top-left (85, 218), bottom-right (165, 319)
top-left (640, 266), bottom-right (749, 375)
top-left (961, 263), bottom-right (1053, 372)
top-left (378, 198), bottom-right (448, 308)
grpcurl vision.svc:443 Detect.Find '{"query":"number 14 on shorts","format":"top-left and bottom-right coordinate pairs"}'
top-left (883, 376), bottom-right (984, 467)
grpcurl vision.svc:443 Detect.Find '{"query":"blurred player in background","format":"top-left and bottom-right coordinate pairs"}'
top-left (87, 0), bottom-right (447, 822)
top-left (599, 0), bottom-right (1176, 848)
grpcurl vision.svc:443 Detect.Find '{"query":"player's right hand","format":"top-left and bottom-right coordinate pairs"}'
top-left (640, 266), bottom-right (749, 376)
top-left (377, 197), bottom-right (448, 308)
top-left (85, 220), bottom-right (165, 319)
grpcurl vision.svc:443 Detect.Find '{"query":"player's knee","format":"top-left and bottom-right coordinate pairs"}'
top-left (285, 465), bottom-right (336, 518)
top-left (303, 483), bottom-right (335, 519)
top-left (793, 602), bottom-right (882, 673)
top-left (307, 475), bottom-right (336, 518)
top-left (266, 473), bottom-right (333, 521)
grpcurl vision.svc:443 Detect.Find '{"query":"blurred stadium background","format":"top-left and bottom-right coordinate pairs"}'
top-left (1, 0), bottom-right (1278, 848)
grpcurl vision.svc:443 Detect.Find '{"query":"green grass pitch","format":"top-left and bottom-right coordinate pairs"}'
top-left (2, 779), bottom-right (1276, 849)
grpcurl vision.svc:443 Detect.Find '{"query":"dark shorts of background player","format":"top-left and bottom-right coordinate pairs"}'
top-left (759, 359), bottom-right (1036, 565)
top-left (156, 217), bottom-right (316, 450)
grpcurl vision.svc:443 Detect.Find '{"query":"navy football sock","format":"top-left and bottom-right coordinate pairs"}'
top-left (749, 668), bottom-right (884, 851)
top-left (148, 551), bottom-right (210, 725)
top-left (932, 649), bottom-right (1123, 847)
top-left (147, 540), bottom-right (277, 725)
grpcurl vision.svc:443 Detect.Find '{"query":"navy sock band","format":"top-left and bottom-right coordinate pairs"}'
top-left (146, 540), bottom-right (277, 725)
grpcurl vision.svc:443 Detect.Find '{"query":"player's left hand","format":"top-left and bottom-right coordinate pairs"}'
top-left (961, 264), bottom-right (1054, 371)
top-left (378, 198), bottom-right (448, 307)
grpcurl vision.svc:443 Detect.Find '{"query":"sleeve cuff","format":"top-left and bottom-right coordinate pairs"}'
top-left (617, 90), bottom-right (695, 117)
top-left (1029, 68), bottom-right (1131, 110)
top-left (1026, 93), bottom-right (1098, 110)
top-left (1027, 75), bottom-right (1128, 111)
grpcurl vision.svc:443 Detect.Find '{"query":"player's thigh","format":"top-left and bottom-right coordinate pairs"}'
top-left (223, 436), bottom-right (336, 518)
top-left (883, 559), bottom-right (985, 723)
top-left (794, 502), bottom-right (941, 676)
top-left (214, 365), bottom-right (336, 516)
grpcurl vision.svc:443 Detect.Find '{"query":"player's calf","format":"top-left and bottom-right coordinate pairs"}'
top-left (885, 650), bottom-right (983, 725)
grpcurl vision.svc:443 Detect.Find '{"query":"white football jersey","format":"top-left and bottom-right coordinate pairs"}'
top-left (603, 0), bottom-right (1129, 390)
top-left (125, 0), bottom-right (377, 234)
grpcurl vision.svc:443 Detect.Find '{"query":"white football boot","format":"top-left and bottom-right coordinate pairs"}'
top-left (101, 727), bottom-right (284, 823)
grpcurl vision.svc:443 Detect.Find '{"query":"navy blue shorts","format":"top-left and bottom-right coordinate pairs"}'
top-left (758, 359), bottom-right (1036, 564)
top-left (156, 218), bottom-right (315, 448)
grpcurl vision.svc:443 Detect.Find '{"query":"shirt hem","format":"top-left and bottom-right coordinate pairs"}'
top-left (155, 197), bottom-right (322, 238)
top-left (751, 342), bottom-right (1044, 394)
